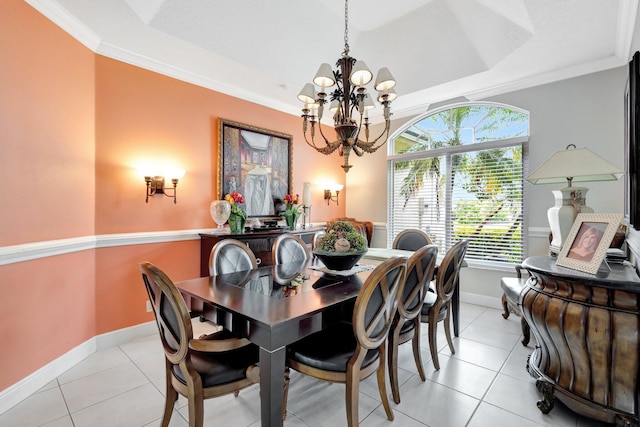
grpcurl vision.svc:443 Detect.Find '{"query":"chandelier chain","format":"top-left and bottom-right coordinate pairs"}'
top-left (343, 0), bottom-right (349, 55)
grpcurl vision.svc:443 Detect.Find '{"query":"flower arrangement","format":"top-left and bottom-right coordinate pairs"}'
top-left (224, 192), bottom-right (246, 233)
top-left (315, 221), bottom-right (367, 254)
top-left (282, 193), bottom-right (302, 230)
top-left (283, 193), bottom-right (302, 213)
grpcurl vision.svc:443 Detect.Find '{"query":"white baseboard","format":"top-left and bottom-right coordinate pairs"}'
top-left (460, 292), bottom-right (503, 311)
top-left (0, 320), bottom-right (156, 416)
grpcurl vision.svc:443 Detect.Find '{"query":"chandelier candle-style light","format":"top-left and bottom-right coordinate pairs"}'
top-left (297, 0), bottom-right (396, 173)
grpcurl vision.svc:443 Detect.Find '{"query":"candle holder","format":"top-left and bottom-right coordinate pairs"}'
top-left (302, 205), bottom-right (311, 229)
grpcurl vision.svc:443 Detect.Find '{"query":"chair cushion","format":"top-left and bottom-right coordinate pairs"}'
top-left (171, 330), bottom-right (259, 388)
top-left (399, 318), bottom-right (416, 335)
top-left (421, 291), bottom-right (446, 317)
top-left (287, 321), bottom-right (379, 372)
top-left (501, 277), bottom-right (527, 305)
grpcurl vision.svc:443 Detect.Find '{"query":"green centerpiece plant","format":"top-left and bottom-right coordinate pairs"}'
top-left (314, 221), bottom-right (367, 270)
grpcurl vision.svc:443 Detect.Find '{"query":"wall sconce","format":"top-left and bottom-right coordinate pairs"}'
top-left (140, 168), bottom-right (185, 204)
top-left (324, 184), bottom-right (344, 205)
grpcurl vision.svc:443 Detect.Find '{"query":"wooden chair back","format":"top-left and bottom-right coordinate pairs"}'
top-left (209, 239), bottom-right (258, 276)
top-left (392, 229), bottom-right (433, 251)
top-left (139, 261), bottom-right (260, 426)
top-left (353, 256), bottom-right (408, 350)
top-left (434, 239), bottom-right (469, 304)
top-left (272, 233), bottom-right (311, 265)
top-left (397, 244), bottom-right (439, 321)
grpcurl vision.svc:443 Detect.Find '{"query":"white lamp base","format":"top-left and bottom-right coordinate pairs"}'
top-left (548, 186), bottom-right (593, 254)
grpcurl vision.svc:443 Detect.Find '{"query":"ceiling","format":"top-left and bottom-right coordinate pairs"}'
top-left (28, 0), bottom-right (639, 122)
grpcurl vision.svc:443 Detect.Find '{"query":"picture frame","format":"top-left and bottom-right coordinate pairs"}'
top-left (556, 213), bottom-right (623, 274)
top-left (218, 119), bottom-right (293, 218)
top-left (626, 51), bottom-right (640, 230)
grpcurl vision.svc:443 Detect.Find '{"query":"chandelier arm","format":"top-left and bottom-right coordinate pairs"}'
top-left (354, 119), bottom-right (391, 153)
top-left (302, 132), bottom-right (342, 155)
top-left (316, 119), bottom-right (335, 145)
top-left (351, 109), bottom-right (365, 144)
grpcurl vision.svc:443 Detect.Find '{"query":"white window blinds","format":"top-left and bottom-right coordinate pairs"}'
top-left (388, 103), bottom-right (529, 267)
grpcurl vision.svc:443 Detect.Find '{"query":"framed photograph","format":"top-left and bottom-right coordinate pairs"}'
top-left (556, 213), bottom-right (623, 274)
top-left (218, 119), bottom-right (293, 218)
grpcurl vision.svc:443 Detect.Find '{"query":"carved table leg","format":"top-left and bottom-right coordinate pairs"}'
top-left (520, 317), bottom-right (530, 346)
top-left (535, 380), bottom-right (555, 414)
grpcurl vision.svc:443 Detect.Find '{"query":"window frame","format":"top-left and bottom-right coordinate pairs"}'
top-left (387, 102), bottom-right (530, 269)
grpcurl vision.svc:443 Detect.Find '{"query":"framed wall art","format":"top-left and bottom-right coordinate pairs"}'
top-left (218, 119), bottom-right (293, 218)
top-left (556, 213), bottom-right (622, 274)
top-left (626, 51), bottom-right (640, 230)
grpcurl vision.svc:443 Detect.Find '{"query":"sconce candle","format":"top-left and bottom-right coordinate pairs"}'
top-left (302, 182), bottom-right (311, 206)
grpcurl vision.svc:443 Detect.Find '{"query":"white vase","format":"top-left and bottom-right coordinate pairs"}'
top-left (210, 200), bottom-right (231, 230)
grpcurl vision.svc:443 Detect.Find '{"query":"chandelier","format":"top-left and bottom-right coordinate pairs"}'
top-left (297, 0), bottom-right (397, 173)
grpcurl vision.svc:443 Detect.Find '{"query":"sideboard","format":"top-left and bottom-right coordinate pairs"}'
top-left (199, 227), bottom-right (324, 277)
top-left (521, 256), bottom-right (640, 426)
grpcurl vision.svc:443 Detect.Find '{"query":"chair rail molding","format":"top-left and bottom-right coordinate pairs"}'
top-left (0, 230), bottom-right (212, 266)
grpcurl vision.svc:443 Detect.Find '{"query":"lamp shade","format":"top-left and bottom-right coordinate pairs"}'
top-left (374, 67), bottom-right (396, 91)
top-left (377, 89), bottom-right (397, 103)
top-left (526, 146), bottom-right (624, 185)
top-left (313, 63), bottom-right (335, 88)
top-left (297, 83), bottom-right (316, 104)
top-left (349, 60), bottom-right (373, 87)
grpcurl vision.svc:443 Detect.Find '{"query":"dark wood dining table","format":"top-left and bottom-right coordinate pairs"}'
top-left (176, 258), bottom-right (379, 427)
top-left (175, 248), bottom-right (460, 426)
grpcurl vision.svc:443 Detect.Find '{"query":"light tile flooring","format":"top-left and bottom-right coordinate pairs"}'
top-left (1, 303), bottom-right (610, 427)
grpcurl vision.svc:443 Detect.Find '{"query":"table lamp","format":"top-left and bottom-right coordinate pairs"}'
top-left (526, 144), bottom-right (624, 254)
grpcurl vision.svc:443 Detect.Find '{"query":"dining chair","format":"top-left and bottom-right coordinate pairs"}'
top-left (500, 264), bottom-right (531, 346)
top-left (420, 239), bottom-right (469, 370)
top-left (272, 233), bottom-right (311, 265)
top-left (283, 256), bottom-right (408, 427)
top-left (388, 244), bottom-right (438, 403)
top-left (209, 238), bottom-right (258, 276)
top-left (392, 228), bottom-right (433, 251)
top-left (139, 261), bottom-right (260, 427)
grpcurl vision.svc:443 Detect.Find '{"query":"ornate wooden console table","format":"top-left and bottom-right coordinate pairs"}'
top-left (521, 256), bottom-right (640, 426)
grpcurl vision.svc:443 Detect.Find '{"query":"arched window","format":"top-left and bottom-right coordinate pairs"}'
top-left (388, 102), bottom-right (529, 267)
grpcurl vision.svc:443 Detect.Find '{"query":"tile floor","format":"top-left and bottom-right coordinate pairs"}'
top-left (0, 303), bottom-right (610, 427)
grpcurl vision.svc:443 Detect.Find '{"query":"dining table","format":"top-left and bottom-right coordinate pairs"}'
top-left (176, 257), bottom-right (381, 426)
top-left (175, 247), bottom-right (457, 426)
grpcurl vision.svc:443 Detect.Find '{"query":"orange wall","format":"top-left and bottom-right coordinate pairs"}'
top-left (94, 55), bottom-right (346, 234)
top-left (0, 252), bottom-right (96, 388)
top-left (0, 0), bottom-right (95, 246)
top-left (1, 0), bottom-right (348, 392)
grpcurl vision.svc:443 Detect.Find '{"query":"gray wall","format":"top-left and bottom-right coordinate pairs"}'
top-left (346, 66), bottom-right (629, 306)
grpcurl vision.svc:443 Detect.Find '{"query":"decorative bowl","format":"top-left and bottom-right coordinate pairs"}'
top-left (314, 250), bottom-right (366, 271)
